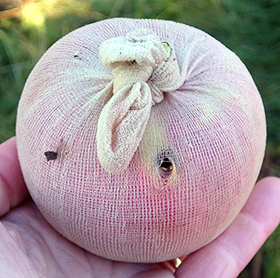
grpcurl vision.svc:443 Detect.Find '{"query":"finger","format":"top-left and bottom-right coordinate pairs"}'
top-left (0, 137), bottom-right (29, 216)
top-left (175, 176), bottom-right (280, 278)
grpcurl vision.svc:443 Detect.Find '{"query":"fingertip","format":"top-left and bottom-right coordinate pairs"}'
top-left (241, 175), bottom-right (280, 233)
top-left (256, 175), bottom-right (280, 189)
top-left (0, 137), bottom-right (29, 216)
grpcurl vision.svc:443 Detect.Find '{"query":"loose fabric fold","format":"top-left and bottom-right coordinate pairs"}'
top-left (97, 82), bottom-right (152, 173)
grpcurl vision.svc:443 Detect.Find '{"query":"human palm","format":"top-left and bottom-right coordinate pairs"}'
top-left (1, 137), bottom-right (280, 278)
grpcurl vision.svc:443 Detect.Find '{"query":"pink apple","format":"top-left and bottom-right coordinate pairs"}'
top-left (16, 18), bottom-right (266, 263)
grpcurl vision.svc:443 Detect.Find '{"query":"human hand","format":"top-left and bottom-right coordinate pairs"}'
top-left (1, 137), bottom-right (280, 278)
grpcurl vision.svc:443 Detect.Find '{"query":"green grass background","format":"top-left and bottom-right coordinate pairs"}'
top-left (0, 0), bottom-right (280, 276)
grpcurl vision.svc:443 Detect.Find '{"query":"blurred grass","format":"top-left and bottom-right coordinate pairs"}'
top-left (0, 0), bottom-right (280, 277)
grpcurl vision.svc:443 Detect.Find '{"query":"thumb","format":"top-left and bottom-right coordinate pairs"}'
top-left (0, 137), bottom-right (29, 217)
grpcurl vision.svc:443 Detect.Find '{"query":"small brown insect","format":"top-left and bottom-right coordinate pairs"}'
top-left (44, 151), bottom-right (58, 161)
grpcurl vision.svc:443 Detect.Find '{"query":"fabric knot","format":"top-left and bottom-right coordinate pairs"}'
top-left (96, 28), bottom-right (178, 174)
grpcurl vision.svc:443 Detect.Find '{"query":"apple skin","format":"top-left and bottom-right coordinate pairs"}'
top-left (16, 18), bottom-right (266, 263)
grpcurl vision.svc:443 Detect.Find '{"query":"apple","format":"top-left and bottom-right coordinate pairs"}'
top-left (16, 18), bottom-right (266, 263)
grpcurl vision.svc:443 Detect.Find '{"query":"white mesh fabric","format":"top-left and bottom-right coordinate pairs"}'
top-left (16, 18), bottom-right (266, 263)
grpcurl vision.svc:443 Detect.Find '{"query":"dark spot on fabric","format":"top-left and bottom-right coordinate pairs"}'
top-left (44, 151), bottom-right (58, 161)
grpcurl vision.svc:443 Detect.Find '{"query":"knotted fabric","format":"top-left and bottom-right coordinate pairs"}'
top-left (97, 29), bottom-right (179, 173)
